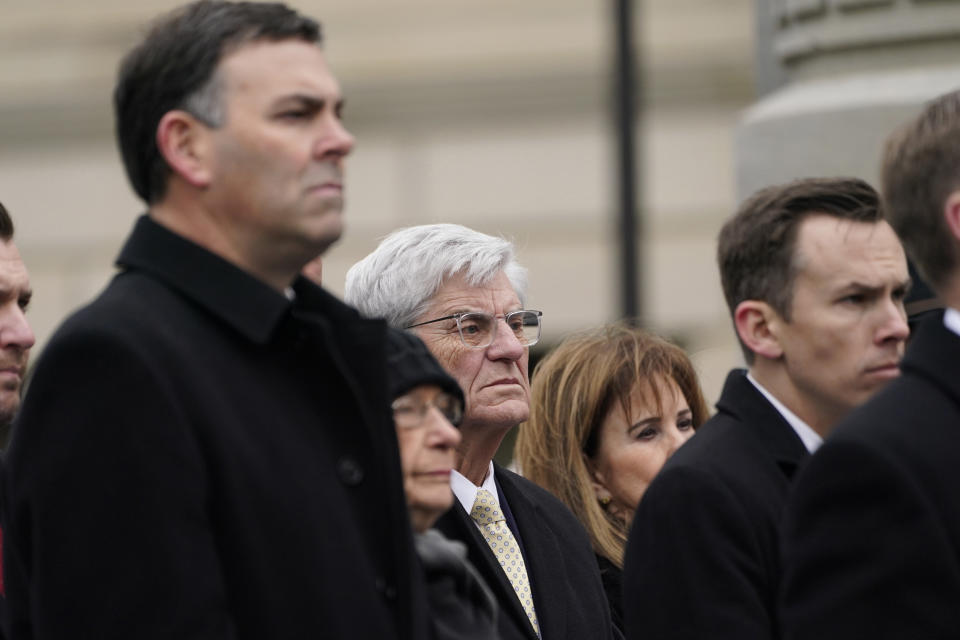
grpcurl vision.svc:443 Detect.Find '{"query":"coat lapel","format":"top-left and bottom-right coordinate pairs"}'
top-left (435, 502), bottom-right (541, 640)
top-left (289, 283), bottom-right (427, 640)
top-left (903, 311), bottom-right (960, 405)
top-left (715, 370), bottom-right (810, 480)
top-left (496, 468), bottom-right (569, 640)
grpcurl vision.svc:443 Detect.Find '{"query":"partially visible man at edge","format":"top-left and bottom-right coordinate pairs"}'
top-left (779, 89), bottom-right (960, 640)
top-left (0, 200), bottom-right (36, 640)
top-left (2, 3), bottom-right (429, 639)
top-left (0, 202), bottom-right (34, 448)
top-left (623, 177), bottom-right (910, 640)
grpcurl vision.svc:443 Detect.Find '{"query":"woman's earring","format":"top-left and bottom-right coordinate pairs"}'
top-left (599, 495), bottom-right (611, 507)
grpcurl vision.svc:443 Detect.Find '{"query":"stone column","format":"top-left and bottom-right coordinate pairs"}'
top-left (737, 0), bottom-right (960, 199)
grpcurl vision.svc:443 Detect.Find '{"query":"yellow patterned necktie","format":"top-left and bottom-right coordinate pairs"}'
top-left (469, 488), bottom-right (540, 637)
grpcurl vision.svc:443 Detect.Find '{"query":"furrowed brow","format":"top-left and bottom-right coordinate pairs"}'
top-left (275, 94), bottom-right (324, 111)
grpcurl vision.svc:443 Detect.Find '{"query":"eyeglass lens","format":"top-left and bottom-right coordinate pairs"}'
top-left (392, 392), bottom-right (464, 429)
top-left (458, 311), bottom-right (541, 348)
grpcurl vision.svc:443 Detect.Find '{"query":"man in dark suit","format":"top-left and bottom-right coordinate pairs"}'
top-left (779, 91), bottom-right (960, 640)
top-left (623, 178), bottom-right (910, 640)
top-left (2, 3), bottom-right (428, 639)
top-left (345, 224), bottom-right (616, 640)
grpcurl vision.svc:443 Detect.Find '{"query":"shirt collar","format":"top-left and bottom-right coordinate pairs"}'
top-left (943, 307), bottom-right (960, 337)
top-left (746, 371), bottom-right (823, 453)
top-left (450, 460), bottom-right (497, 512)
top-left (116, 215), bottom-right (292, 344)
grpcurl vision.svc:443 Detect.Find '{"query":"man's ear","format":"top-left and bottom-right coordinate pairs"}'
top-left (155, 110), bottom-right (214, 189)
top-left (734, 300), bottom-right (784, 360)
top-left (943, 191), bottom-right (960, 243)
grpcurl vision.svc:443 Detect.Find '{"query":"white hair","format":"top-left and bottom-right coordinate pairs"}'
top-left (345, 223), bottom-right (528, 329)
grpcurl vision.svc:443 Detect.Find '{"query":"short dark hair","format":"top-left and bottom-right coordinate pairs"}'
top-left (717, 177), bottom-right (882, 363)
top-left (114, 0), bottom-right (321, 204)
top-left (0, 201), bottom-right (15, 242)
top-left (881, 90), bottom-right (960, 292)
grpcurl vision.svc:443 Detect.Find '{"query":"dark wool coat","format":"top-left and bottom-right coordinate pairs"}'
top-left (415, 528), bottom-right (498, 640)
top-left (780, 311), bottom-right (960, 639)
top-left (624, 369), bottom-right (809, 640)
top-left (2, 216), bottom-right (429, 640)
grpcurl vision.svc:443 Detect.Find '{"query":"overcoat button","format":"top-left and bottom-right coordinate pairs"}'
top-left (374, 577), bottom-right (396, 600)
top-left (337, 457), bottom-right (364, 486)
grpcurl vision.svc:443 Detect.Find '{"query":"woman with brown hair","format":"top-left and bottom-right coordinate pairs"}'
top-left (514, 322), bottom-right (710, 634)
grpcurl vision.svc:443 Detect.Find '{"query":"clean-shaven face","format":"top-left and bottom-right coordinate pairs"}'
top-left (205, 39), bottom-right (355, 265)
top-left (773, 215), bottom-right (910, 427)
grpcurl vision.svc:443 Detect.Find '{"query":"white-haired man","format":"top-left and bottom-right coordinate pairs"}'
top-left (347, 224), bottom-right (616, 640)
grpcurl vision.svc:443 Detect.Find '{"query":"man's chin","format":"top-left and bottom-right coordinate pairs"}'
top-left (306, 217), bottom-right (344, 256)
top-left (0, 397), bottom-right (18, 443)
top-left (468, 401), bottom-right (530, 431)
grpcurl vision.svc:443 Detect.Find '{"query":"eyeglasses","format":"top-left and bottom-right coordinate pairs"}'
top-left (391, 391), bottom-right (464, 429)
top-left (407, 310), bottom-right (543, 349)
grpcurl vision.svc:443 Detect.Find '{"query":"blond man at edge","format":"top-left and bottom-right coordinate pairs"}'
top-left (779, 90), bottom-right (960, 640)
top-left (346, 224), bottom-right (616, 640)
top-left (623, 177), bottom-right (910, 640)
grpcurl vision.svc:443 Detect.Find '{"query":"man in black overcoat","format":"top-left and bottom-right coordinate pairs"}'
top-left (623, 178), bottom-right (910, 640)
top-left (2, 3), bottom-right (428, 639)
top-left (779, 90), bottom-right (960, 639)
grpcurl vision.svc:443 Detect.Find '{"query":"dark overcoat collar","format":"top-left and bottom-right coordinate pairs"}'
top-left (715, 369), bottom-right (810, 479)
top-left (902, 310), bottom-right (960, 405)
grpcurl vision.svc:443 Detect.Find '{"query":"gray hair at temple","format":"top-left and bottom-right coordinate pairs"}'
top-left (0, 201), bottom-right (15, 242)
top-left (345, 223), bottom-right (528, 329)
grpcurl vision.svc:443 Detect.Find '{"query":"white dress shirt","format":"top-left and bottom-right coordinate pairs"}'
top-left (451, 461), bottom-right (499, 532)
top-left (943, 307), bottom-right (960, 337)
top-left (746, 372), bottom-right (823, 453)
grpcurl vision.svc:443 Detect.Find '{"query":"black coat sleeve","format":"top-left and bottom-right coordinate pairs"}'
top-left (4, 326), bottom-right (235, 639)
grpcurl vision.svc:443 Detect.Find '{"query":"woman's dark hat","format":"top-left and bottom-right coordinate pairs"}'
top-left (386, 329), bottom-right (465, 405)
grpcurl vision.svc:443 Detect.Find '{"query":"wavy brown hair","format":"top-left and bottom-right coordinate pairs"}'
top-left (514, 322), bottom-right (709, 568)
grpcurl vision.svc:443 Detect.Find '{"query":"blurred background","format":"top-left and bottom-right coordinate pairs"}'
top-left (2, 0), bottom-right (959, 411)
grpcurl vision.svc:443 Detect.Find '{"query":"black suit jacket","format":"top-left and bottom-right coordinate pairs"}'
top-left (623, 369), bottom-right (808, 640)
top-left (2, 216), bottom-right (428, 639)
top-left (436, 464), bottom-right (615, 640)
top-left (779, 312), bottom-right (960, 639)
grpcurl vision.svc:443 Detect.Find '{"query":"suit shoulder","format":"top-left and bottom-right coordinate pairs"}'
top-left (645, 411), bottom-right (793, 525)
top-left (831, 373), bottom-right (950, 444)
top-left (496, 466), bottom-right (593, 535)
top-left (811, 373), bottom-right (960, 493)
top-left (52, 271), bottom-right (184, 340)
top-left (31, 272), bottom-right (205, 392)
top-left (824, 372), bottom-right (960, 480)
top-left (496, 466), bottom-right (570, 512)
top-left (660, 411), bottom-right (761, 479)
